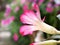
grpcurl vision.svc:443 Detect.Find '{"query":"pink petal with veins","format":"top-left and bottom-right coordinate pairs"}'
top-left (20, 11), bottom-right (39, 24)
top-left (19, 25), bottom-right (36, 36)
top-left (32, 3), bottom-right (41, 20)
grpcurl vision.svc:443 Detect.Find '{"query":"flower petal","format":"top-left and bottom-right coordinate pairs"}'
top-left (20, 11), bottom-right (39, 25)
top-left (19, 25), bottom-right (37, 36)
top-left (4, 5), bottom-right (11, 17)
top-left (32, 3), bottom-right (41, 20)
top-left (46, 7), bottom-right (53, 13)
top-left (1, 16), bottom-right (15, 27)
top-left (25, 11), bottom-right (39, 21)
top-left (13, 33), bottom-right (18, 42)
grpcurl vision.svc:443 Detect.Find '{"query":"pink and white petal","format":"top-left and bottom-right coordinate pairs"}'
top-left (23, 30), bottom-right (33, 36)
top-left (20, 13), bottom-right (36, 24)
top-left (32, 3), bottom-right (41, 20)
top-left (1, 19), bottom-right (11, 26)
top-left (5, 16), bottom-right (15, 25)
top-left (1, 20), bottom-right (7, 26)
top-left (19, 25), bottom-right (37, 36)
top-left (25, 11), bottom-right (39, 21)
top-left (1, 16), bottom-right (15, 27)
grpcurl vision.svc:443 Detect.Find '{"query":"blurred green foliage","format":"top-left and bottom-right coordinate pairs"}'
top-left (0, 12), bottom-right (4, 20)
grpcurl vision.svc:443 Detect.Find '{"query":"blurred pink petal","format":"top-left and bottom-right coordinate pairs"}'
top-left (46, 3), bottom-right (53, 13)
top-left (46, 7), bottom-right (53, 13)
top-left (47, 3), bottom-right (52, 7)
top-left (1, 16), bottom-right (15, 27)
top-left (9, 16), bottom-right (15, 21)
top-left (14, 6), bottom-right (20, 12)
top-left (4, 5), bottom-right (11, 17)
top-left (19, 25), bottom-right (37, 36)
top-left (13, 33), bottom-right (18, 41)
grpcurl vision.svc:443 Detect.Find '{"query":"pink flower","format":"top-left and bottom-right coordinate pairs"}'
top-left (46, 3), bottom-right (53, 13)
top-left (1, 16), bottom-right (15, 27)
top-left (4, 5), bottom-right (11, 17)
top-left (13, 33), bottom-right (18, 42)
top-left (19, 3), bottom-right (45, 36)
top-left (46, 7), bottom-right (53, 13)
top-left (14, 6), bottom-right (20, 12)
top-left (20, 3), bottom-right (60, 36)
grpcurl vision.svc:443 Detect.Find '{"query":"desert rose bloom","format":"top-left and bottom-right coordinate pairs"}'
top-left (20, 3), bottom-right (60, 36)
top-left (4, 5), bottom-right (11, 17)
top-left (13, 33), bottom-right (18, 41)
top-left (1, 16), bottom-right (15, 27)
